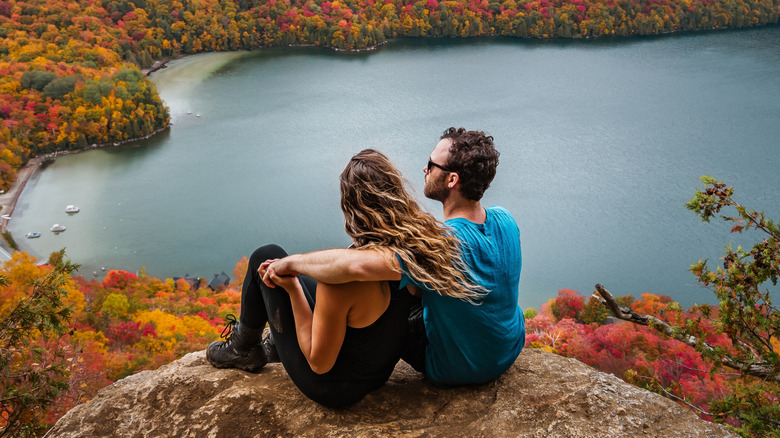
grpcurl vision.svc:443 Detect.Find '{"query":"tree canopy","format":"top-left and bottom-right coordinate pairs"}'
top-left (1, 0), bottom-right (778, 188)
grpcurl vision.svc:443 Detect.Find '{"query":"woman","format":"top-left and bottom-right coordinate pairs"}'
top-left (206, 149), bottom-right (481, 407)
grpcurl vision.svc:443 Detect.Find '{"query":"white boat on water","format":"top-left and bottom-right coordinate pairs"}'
top-left (50, 224), bottom-right (66, 232)
top-left (65, 205), bottom-right (80, 213)
top-left (26, 232), bottom-right (41, 238)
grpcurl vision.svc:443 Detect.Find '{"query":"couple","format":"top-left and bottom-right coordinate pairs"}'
top-left (207, 128), bottom-right (525, 407)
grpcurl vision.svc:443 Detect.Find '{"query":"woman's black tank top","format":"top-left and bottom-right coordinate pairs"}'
top-left (325, 280), bottom-right (413, 386)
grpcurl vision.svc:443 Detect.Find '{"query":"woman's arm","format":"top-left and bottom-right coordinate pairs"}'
top-left (264, 264), bottom-right (352, 374)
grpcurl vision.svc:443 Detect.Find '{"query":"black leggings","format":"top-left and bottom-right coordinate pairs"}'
top-left (400, 296), bottom-right (427, 373)
top-left (238, 244), bottom-right (392, 407)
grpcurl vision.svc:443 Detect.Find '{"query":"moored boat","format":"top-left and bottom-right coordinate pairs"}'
top-left (66, 205), bottom-right (80, 213)
top-left (50, 224), bottom-right (66, 232)
top-left (26, 232), bottom-right (41, 238)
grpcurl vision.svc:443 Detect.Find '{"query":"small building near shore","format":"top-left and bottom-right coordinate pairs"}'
top-left (173, 275), bottom-right (201, 291)
top-left (209, 272), bottom-right (230, 291)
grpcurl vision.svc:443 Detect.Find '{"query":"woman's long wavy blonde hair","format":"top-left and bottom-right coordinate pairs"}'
top-left (340, 149), bottom-right (485, 303)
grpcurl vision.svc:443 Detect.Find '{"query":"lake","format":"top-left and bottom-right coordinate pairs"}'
top-left (10, 27), bottom-right (780, 311)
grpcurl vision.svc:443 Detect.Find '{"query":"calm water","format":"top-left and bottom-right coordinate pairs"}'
top-left (10, 27), bottom-right (780, 311)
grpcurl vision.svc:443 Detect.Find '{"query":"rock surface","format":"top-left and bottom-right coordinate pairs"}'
top-left (48, 348), bottom-right (736, 437)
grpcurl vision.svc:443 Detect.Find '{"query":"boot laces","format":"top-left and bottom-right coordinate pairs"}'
top-left (219, 314), bottom-right (238, 341)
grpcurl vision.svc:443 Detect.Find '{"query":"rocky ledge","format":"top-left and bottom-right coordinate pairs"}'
top-left (47, 348), bottom-right (736, 437)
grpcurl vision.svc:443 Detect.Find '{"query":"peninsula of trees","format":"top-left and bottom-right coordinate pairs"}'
top-left (1, 0), bottom-right (779, 189)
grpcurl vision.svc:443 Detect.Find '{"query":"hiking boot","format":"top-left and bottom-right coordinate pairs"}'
top-left (262, 329), bottom-right (281, 363)
top-left (207, 314), bottom-right (267, 372)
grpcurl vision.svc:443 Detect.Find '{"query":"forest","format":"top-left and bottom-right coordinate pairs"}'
top-left (0, 251), bottom-right (249, 435)
top-left (1, 0), bottom-right (779, 189)
top-left (0, 250), bottom-right (775, 436)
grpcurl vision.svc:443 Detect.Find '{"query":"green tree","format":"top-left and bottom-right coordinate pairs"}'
top-left (594, 176), bottom-right (779, 437)
top-left (686, 176), bottom-right (779, 436)
top-left (0, 250), bottom-right (79, 437)
top-left (81, 80), bottom-right (113, 105)
top-left (20, 71), bottom-right (57, 91)
top-left (42, 76), bottom-right (80, 100)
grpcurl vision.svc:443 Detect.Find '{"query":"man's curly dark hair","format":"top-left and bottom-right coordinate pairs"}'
top-left (440, 127), bottom-right (500, 201)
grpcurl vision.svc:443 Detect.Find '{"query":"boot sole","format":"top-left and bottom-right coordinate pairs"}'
top-left (207, 351), bottom-right (266, 373)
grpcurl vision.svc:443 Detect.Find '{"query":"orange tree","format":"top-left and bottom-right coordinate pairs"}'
top-left (0, 250), bottom-right (78, 438)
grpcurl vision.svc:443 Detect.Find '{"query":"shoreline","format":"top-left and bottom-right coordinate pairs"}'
top-left (0, 156), bottom-right (42, 234)
top-left (0, 124), bottom-right (171, 236)
top-left (142, 41), bottom-right (392, 78)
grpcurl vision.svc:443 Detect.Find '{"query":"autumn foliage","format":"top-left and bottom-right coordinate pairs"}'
top-left (527, 289), bottom-right (742, 425)
top-left (2, 0), bottom-right (779, 188)
top-left (0, 247), bottom-right (775, 435)
top-left (0, 252), bottom-right (243, 434)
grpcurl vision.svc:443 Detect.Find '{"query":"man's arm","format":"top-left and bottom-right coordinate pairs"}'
top-left (265, 247), bottom-right (402, 285)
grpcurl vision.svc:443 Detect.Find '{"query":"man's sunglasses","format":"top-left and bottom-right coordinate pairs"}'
top-left (427, 159), bottom-right (453, 172)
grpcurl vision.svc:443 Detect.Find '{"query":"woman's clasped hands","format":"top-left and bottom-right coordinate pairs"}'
top-left (258, 258), bottom-right (300, 292)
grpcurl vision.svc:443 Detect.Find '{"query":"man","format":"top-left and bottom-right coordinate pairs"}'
top-left (216, 128), bottom-right (524, 386)
top-left (398, 127), bottom-right (524, 385)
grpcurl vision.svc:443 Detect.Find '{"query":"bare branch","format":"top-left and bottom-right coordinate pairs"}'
top-left (630, 374), bottom-right (715, 418)
top-left (593, 284), bottom-right (779, 383)
top-left (655, 383), bottom-right (713, 417)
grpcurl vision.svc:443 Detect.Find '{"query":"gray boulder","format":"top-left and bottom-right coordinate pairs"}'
top-left (47, 348), bottom-right (736, 437)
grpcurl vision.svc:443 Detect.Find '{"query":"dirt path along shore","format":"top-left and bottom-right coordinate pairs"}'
top-left (0, 157), bottom-right (43, 233)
